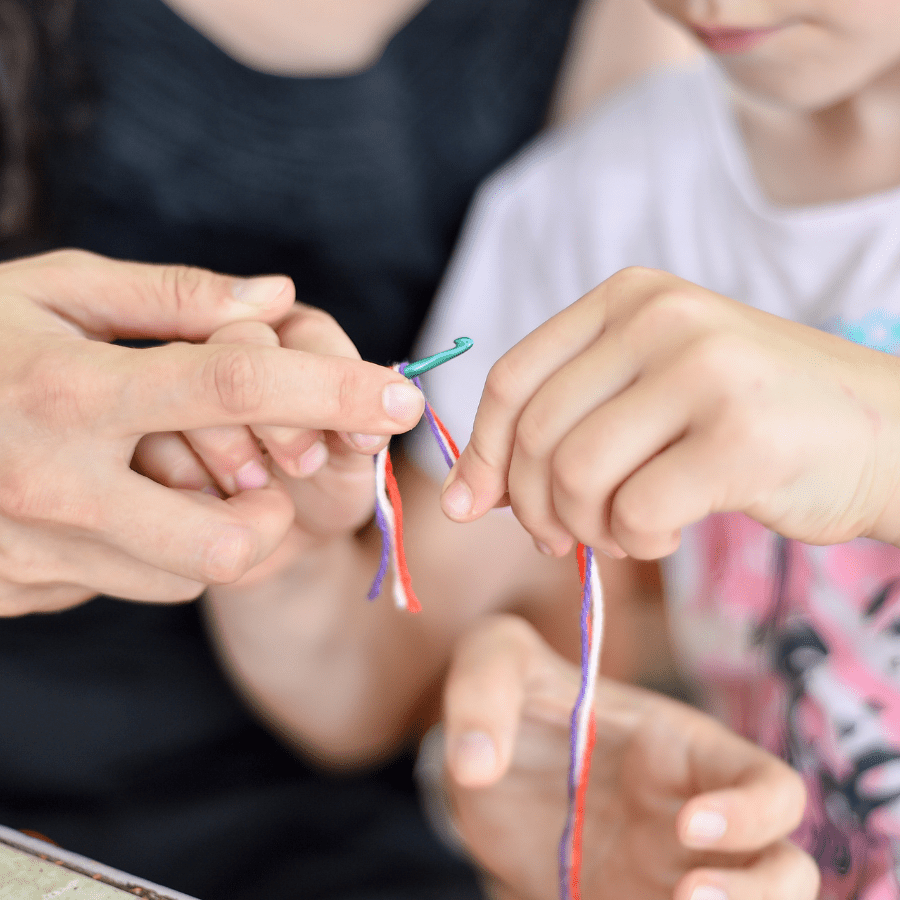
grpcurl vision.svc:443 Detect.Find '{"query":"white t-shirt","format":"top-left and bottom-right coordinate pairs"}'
top-left (412, 62), bottom-right (900, 899)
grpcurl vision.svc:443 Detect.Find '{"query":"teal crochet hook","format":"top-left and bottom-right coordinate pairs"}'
top-left (402, 337), bottom-right (473, 379)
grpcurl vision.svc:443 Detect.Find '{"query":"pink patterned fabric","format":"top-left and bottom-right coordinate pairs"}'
top-left (670, 516), bottom-right (900, 898)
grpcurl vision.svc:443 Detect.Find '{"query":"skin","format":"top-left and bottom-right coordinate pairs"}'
top-left (421, 3), bottom-right (900, 895)
top-left (163, 0), bottom-right (431, 76)
top-left (440, 266), bottom-right (900, 560)
top-left (442, 614), bottom-right (818, 900)
top-left (441, 0), bottom-right (900, 556)
top-left (0, 249), bottom-right (423, 614)
top-left (141, 303), bottom-right (819, 898)
top-left (649, 0), bottom-right (900, 205)
top-left (129, 4), bottom-right (854, 896)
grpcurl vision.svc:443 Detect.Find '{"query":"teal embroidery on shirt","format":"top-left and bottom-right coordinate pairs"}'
top-left (824, 311), bottom-right (900, 355)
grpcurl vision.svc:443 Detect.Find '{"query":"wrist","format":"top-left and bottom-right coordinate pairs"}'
top-left (858, 354), bottom-right (900, 548)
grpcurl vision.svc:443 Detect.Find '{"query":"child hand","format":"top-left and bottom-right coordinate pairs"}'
top-left (441, 267), bottom-right (900, 558)
top-left (443, 614), bottom-right (819, 900)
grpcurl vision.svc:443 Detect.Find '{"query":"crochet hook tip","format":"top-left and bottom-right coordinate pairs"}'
top-left (403, 337), bottom-right (473, 378)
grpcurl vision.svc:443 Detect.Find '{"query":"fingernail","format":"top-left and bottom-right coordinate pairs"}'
top-left (684, 810), bottom-right (728, 847)
top-left (690, 887), bottom-right (728, 900)
top-left (232, 275), bottom-right (290, 307)
top-left (234, 459), bottom-right (269, 491)
top-left (442, 479), bottom-right (473, 519)
top-left (297, 441), bottom-right (328, 476)
top-left (201, 484), bottom-right (224, 499)
top-left (535, 539), bottom-right (553, 556)
top-left (453, 731), bottom-right (497, 785)
top-left (349, 433), bottom-right (382, 450)
top-left (382, 382), bottom-right (423, 422)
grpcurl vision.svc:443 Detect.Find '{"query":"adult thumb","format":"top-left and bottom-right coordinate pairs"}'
top-left (443, 615), bottom-right (536, 788)
top-left (7, 249), bottom-right (295, 340)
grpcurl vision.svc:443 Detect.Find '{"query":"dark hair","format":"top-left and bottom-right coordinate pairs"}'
top-left (0, 0), bottom-right (80, 247)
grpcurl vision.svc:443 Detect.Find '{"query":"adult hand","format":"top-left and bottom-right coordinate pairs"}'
top-left (137, 306), bottom-right (433, 763)
top-left (440, 267), bottom-right (900, 559)
top-left (0, 249), bottom-right (422, 613)
top-left (443, 614), bottom-right (818, 900)
top-left (134, 301), bottom-right (420, 579)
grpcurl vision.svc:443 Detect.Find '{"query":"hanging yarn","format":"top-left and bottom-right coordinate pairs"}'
top-left (560, 544), bottom-right (603, 900)
top-left (368, 362), bottom-right (457, 611)
top-left (366, 345), bottom-right (603, 900)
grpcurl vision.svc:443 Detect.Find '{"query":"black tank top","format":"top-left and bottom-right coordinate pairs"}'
top-left (0, 1), bottom-right (581, 898)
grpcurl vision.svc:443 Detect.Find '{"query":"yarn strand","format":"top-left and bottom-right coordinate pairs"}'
top-left (366, 353), bottom-right (603, 900)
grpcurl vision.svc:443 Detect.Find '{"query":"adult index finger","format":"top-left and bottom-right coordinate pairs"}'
top-left (109, 340), bottom-right (425, 437)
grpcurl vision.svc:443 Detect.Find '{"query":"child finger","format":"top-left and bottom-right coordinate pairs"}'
top-left (503, 328), bottom-right (639, 556)
top-left (277, 303), bottom-right (362, 361)
top-left (441, 289), bottom-right (610, 524)
top-left (678, 756), bottom-right (806, 854)
top-left (181, 424), bottom-right (273, 495)
top-left (132, 432), bottom-right (219, 493)
top-left (674, 840), bottom-right (820, 900)
top-left (608, 422), bottom-right (763, 559)
top-left (546, 368), bottom-right (691, 555)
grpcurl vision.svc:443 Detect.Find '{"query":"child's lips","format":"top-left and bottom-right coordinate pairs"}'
top-left (691, 23), bottom-right (782, 54)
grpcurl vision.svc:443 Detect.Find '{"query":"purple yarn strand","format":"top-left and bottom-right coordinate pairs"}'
top-left (367, 473), bottom-right (392, 601)
top-left (423, 401), bottom-right (455, 469)
top-left (408, 371), bottom-right (455, 471)
top-left (558, 548), bottom-right (594, 900)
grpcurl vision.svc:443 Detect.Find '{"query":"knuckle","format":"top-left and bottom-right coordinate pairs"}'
top-left (197, 524), bottom-right (256, 584)
top-left (286, 305), bottom-right (339, 338)
top-left (687, 330), bottom-right (750, 378)
top-left (610, 484), bottom-right (651, 538)
top-left (514, 407), bottom-right (552, 460)
top-left (45, 247), bottom-right (96, 271)
top-left (0, 465), bottom-right (37, 521)
top-left (14, 346), bottom-right (108, 432)
top-left (483, 353), bottom-right (528, 413)
top-left (0, 465), bottom-right (101, 531)
top-left (552, 438), bottom-right (600, 504)
top-left (159, 263), bottom-right (209, 317)
top-left (608, 265), bottom-right (661, 291)
top-left (627, 287), bottom-right (709, 342)
top-left (189, 425), bottom-right (252, 474)
top-left (326, 363), bottom-right (360, 423)
top-left (203, 346), bottom-right (269, 418)
top-left (0, 528), bottom-right (70, 591)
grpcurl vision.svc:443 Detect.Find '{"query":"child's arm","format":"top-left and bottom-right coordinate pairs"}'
top-left (140, 306), bottom-right (585, 766)
top-left (441, 266), bottom-right (900, 558)
top-left (442, 613), bottom-right (819, 900)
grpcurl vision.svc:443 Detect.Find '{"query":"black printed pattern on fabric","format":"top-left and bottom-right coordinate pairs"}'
top-left (0, 0), bottom-right (582, 898)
